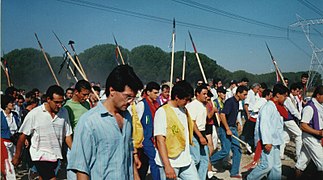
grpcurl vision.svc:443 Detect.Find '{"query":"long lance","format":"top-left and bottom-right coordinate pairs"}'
top-left (188, 31), bottom-right (220, 126)
top-left (188, 31), bottom-right (207, 83)
top-left (65, 54), bottom-right (79, 82)
top-left (170, 18), bottom-right (176, 96)
top-left (113, 35), bottom-right (125, 65)
top-left (0, 60), bottom-right (11, 86)
top-left (265, 42), bottom-right (287, 87)
top-left (182, 41), bottom-right (186, 80)
top-left (35, 33), bottom-right (60, 86)
top-left (53, 31), bottom-right (100, 100)
top-left (68, 40), bottom-right (87, 78)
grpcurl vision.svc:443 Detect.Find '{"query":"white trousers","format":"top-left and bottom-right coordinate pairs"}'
top-left (295, 132), bottom-right (323, 171)
top-left (4, 141), bottom-right (16, 180)
top-left (280, 120), bottom-right (302, 159)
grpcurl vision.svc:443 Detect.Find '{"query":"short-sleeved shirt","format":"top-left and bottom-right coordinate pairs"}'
top-left (245, 90), bottom-right (260, 111)
top-left (19, 104), bottom-right (72, 161)
top-left (186, 99), bottom-right (207, 131)
top-left (154, 106), bottom-right (191, 168)
top-left (67, 101), bottom-right (134, 179)
top-left (221, 96), bottom-right (239, 127)
top-left (301, 98), bottom-right (323, 129)
top-left (64, 99), bottom-right (90, 130)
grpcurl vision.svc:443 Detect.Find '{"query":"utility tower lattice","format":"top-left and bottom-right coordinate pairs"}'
top-left (289, 15), bottom-right (323, 89)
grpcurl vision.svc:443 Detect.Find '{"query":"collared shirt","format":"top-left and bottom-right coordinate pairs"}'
top-left (221, 96), bottom-right (239, 127)
top-left (245, 89), bottom-right (260, 111)
top-left (284, 97), bottom-right (301, 120)
top-left (186, 99), bottom-right (207, 131)
top-left (3, 111), bottom-right (18, 135)
top-left (254, 101), bottom-right (284, 145)
top-left (67, 101), bottom-right (134, 180)
top-left (250, 97), bottom-right (267, 119)
top-left (19, 104), bottom-right (72, 161)
top-left (301, 98), bottom-right (323, 129)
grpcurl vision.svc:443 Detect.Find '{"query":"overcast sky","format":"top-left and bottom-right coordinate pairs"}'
top-left (2, 0), bottom-right (323, 74)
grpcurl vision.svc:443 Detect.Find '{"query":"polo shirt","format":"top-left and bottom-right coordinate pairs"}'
top-left (221, 96), bottom-right (239, 127)
top-left (19, 104), bottom-right (72, 161)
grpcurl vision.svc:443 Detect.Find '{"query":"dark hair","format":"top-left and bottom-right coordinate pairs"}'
top-left (161, 84), bottom-right (170, 91)
top-left (312, 85), bottom-right (323, 98)
top-left (213, 78), bottom-right (222, 85)
top-left (5, 86), bottom-right (17, 96)
top-left (171, 80), bottom-right (194, 100)
top-left (284, 77), bottom-right (289, 81)
top-left (25, 91), bottom-right (35, 99)
top-left (273, 84), bottom-right (289, 97)
top-left (290, 83), bottom-right (300, 91)
top-left (146, 82), bottom-right (160, 92)
top-left (217, 86), bottom-right (226, 94)
top-left (32, 88), bottom-right (40, 93)
top-left (66, 87), bottom-right (74, 93)
top-left (75, 80), bottom-right (91, 92)
top-left (17, 95), bottom-right (24, 101)
top-left (195, 84), bottom-right (208, 95)
top-left (262, 89), bottom-right (272, 98)
top-left (46, 85), bottom-right (64, 99)
top-left (105, 65), bottom-right (143, 96)
top-left (92, 86), bottom-right (101, 93)
top-left (1, 95), bottom-right (15, 109)
top-left (207, 90), bottom-right (213, 98)
top-left (260, 82), bottom-right (268, 89)
top-left (301, 73), bottom-right (309, 78)
top-left (26, 97), bottom-right (39, 106)
top-left (236, 85), bottom-right (249, 94)
top-left (240, 77), bottom-right (249, 83)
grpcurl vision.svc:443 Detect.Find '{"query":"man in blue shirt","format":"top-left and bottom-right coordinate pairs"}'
top-left (210, 85), bottom-right (248, 179)
top-left (67, 65), bottom-right (143, 179)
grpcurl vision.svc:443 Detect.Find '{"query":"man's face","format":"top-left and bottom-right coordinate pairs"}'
top-left (240, 82), bottom-right (248, 86)
top-left (6, 102), bottom-right (14, 111)
top-left (75, 88), bottom-right (90, 103)
top-left (252, 86), bottom-right (260, 94)
top-left (65, 90), bottom-right (73, 99)
top-left (291, 88), bottom-right (300, 96)
top-left (47, 93), bottom-right (64, 113)
top-left (277, 93), bottom-right (288, 105)
top-left (113, 86), bottom-right (136, 111)
top-left (196, 89), bottom-right (208, 103)
top-left (218, 92), bottom-right (226, 100)
top-left (301, 77), bottom-right (308, 85)
top-left (161, 88), bottom-right (170, 99)
top-left (217, 81), bottom-right (223, 88)
top-left (237, 90), bottom-right (248, 101)
top-left (17, 99), bottom-right (24, 107)
top-left (147, 89), bottom-right (159, 101)
top-left (316, 93), bottom-right (323, 104)
top-left (177, 96), bottom-right (191, 107)
top-left (265, 92), bottom-right (273, 100)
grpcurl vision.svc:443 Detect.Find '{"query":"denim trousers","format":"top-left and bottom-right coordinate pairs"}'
top-left (190, 136), bottom-right (209, 180)
top-left (210, 126), bottom-right (241, 176)
top-left (159, 161), bottom-right (200, 180)
top-left (247, 145), bottom-right (281, 180)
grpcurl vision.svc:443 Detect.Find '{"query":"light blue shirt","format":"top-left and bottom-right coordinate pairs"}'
top-left (254, 101), bottom-right (284, 146)
top-left (67, 101), bottom-right (134, 179)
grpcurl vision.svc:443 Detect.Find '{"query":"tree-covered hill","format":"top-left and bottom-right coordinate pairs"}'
top-left (1, 44), bottom-right (316, 92)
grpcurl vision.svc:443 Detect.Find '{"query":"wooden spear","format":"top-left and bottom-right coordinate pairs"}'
top-left (182, 41), bottom-right (186, 80)
top-left (68, 40), bottom-right (87, 78)
top-left (53, 31), bottom-right (100, 100)
top-left (113, 35), bottom-right (125, 65)
top-left (169, 18), bottom-right (176, 97)
top-left (35, 33), bottom-right (60, 86)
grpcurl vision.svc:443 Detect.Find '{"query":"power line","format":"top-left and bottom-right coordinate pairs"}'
top-left (297, 0), bottom-right (323, 17)
top-left (57, 0), bottom-right (287, 40)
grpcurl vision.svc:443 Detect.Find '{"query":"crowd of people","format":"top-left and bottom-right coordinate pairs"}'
top-left (1, 65), bottom-right (322, 180)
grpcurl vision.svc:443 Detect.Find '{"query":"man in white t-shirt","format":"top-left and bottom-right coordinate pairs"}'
top-left (186, 84), bottom-right (209, 180)
top-left (12, 85), bottom-right (73, 180)
top-left (154, 81), bottom-right (199, 180)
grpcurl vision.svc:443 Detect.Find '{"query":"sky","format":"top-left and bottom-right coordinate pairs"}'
top-left (2, 0), bottom-right (323, 75)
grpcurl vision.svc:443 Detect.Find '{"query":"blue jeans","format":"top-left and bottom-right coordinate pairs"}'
top-left (210, 127), bottom-right (241, 176)
top-left (190, 136), bottom-right (209, 180)
top-left (159, 161), bottom-right (199, 180)
top-left (247, 145), bottom-right (281, 180)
